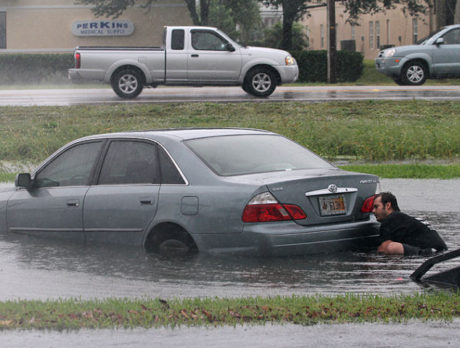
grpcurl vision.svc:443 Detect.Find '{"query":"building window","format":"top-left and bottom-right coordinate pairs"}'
top-left (0, 12), bottom-right (6, 49)
top-left (320, 24), bottom-right (324, 48)
top-left (369, 21), bottom-right (374, 49)
top-left (412, 18), bottom-right (418, 43)
top-left (386, 19), bottom-right (390, 45)
top-left (375, 21), bottom-right (380, 48)
top-left (351, 24), bottom-right (356, 41)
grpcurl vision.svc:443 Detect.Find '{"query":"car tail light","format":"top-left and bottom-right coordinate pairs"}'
top-left (242, 192), bottom-right (306, 223)
top-left (361, 195), bottom-right (376, 213)
top-left (75, 52), bottom-right (81, 69)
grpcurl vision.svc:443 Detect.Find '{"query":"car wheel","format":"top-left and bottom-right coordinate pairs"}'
top-left (244, 67), bottom-right (277, 97)
top-left (111, 68), bottom-right (144, 98)
top-left (158, 239), bottom-right (191, 256)
top-left (401, 61), bottom-right (427, 85)
top-left (146, 227), bottom-right (197, 257)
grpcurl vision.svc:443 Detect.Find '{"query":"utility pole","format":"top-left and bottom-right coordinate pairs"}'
top-left (327, 0), bottom-right (337, 83)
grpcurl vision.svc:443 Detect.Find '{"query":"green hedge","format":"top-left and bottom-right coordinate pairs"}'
top-left (0, 53), bottom-right (74, 84)
top-left (292, 50), bottom-right (364, 82)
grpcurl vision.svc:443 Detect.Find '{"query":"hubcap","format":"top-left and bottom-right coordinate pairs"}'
top-left (252, 72), bottom-right (272, 93)
top-left (118, 73), bottom-right (138, 94)
top-left (406, 65), bottom-right (424, 83)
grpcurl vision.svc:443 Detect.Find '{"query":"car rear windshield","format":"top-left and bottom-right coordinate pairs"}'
top-left (185, 134), bottom-right (334, 176)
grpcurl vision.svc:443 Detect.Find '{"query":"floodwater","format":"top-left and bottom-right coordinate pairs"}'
top-left (0, 179), bottom-right (459, 300)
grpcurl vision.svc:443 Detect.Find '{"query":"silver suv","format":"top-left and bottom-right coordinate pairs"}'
top-left (375, 24), bottom-right (460, 85)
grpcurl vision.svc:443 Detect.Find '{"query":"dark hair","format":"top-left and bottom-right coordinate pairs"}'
top-left (375, 192), bottom-right (400, 212)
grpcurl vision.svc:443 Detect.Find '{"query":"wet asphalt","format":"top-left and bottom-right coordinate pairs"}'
top-left (2, 85), bottom-right (460, 106)
top-left (0, 178), bottom-right (459, 346)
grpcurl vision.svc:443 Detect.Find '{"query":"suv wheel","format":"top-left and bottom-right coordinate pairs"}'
top-left (402, 61), bottom-right (427, 85)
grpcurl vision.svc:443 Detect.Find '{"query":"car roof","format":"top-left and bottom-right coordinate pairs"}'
top-left (80, 128), bottom-right (275, 142)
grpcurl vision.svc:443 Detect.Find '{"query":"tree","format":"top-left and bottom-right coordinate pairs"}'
top-left (261, 1), bottom-right (432, 50)
top-left (208, 1), bottom-right (261, 43)
top-left (262, 22), bottom-right (308, 49)
top-left (456, 0), bottom-right (460, 23)
top-left (434, 0), bottom-right (459, 28)
top-left (343, 0), bottom-right (429, 24)
top-left (77, 0), bottom-right (260, 37)
top-left (260, 1), bottom-right (311, 50)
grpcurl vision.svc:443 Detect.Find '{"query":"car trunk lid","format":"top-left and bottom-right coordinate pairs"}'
top-left (265, 172), bottom-right (378, 226)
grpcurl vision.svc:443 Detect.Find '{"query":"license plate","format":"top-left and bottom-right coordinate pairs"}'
top-left (319, 194), bottom-right (346, 216)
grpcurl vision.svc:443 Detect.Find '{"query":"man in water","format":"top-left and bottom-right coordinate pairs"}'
top-left (372, 192), bottom-right (447, 256)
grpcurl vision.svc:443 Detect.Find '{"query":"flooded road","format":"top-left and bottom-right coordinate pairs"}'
top-left (0, 179), bottom-right (459, 300)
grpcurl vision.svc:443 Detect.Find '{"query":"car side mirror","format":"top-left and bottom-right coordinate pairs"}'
top-left (225, 43), bottom-right (235, 52)
top-left (435, 37), bottom-right (445, 45)
top-left (15, 173), bottom-right (33, 189)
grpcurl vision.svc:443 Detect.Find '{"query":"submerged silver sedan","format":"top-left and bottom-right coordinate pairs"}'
top-left (0, 128), bottom-right (380, 256)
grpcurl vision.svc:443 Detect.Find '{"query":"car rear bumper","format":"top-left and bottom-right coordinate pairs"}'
top-left (68, 68), bottom-right (105, 81)
top-left (200, 219), bottom-right (380, 256)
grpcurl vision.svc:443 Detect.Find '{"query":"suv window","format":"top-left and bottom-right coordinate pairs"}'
top-left (191, 30), bottom-right (228, 51)
top-left (35, 141), bottom-right (103, 188)
top-left (98, 141), bottom-right (160, 185)
top-left (442, 28), bottom-right (460, 45)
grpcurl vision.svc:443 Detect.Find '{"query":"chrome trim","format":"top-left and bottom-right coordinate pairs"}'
top-left (9, 228), bottom-right (83, 232)
top-left (84, 228), bottom-right (143, 233)
top-left (305, 187), bottom-right (358, 197)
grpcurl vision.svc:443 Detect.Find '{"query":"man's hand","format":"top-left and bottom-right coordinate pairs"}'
top-left (377, 240), bottom-right (394, 253)
top-left (377, 240), bottom-right (404, 254)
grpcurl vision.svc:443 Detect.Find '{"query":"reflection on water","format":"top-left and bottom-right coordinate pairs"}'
top-left (0, 211), bottom-right (458, 299)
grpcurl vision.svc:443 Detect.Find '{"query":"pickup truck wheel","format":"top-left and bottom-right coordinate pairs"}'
top-left (402, 61), bottom-right (427, 85)
top-left (245, 68), bottom-right (276, 97)
top-left (111, 69), bottom-right (144, 98)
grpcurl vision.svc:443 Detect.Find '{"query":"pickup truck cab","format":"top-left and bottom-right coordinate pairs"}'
top-left (375, 24), bottom-right (460, 85)
top-left (68, 26), bottom-right (299, 98)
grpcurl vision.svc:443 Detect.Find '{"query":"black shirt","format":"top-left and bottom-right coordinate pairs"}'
top-left (379, 211), bottom-right (447, 252)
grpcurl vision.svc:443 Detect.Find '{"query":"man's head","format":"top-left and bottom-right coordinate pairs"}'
top-left (372, 192), bottom-right (400, 222)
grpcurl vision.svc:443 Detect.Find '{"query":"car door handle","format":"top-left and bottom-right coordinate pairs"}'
top-left (67, 199), bottom-right (80, 207)
top-left (140, 199), bottom-right (152, 205)
top-left (191, 54), bottom-right (199, 58)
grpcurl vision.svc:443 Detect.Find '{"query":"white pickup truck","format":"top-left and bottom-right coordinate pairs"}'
top-left (68, 26), bottom-right (299, 98)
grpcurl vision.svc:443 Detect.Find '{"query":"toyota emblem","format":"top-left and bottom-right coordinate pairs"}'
top-left (328, 184), bottom-right (338, 193)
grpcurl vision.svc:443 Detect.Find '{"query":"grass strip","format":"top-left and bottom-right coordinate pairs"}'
top-left (0, 100), bottom-right (459, 163)
top-left (0, 172), bottom-right (16, 182)
top-left (0, 293), bottom-right (458, 330)
top-left (1, 163), bottom-right (460, 182)
top-left (339, 164), bottom-right (460, 179)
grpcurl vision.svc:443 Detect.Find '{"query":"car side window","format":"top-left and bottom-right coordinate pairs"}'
top-left (442, 28), bottom-right (460, 45)
top-left (35, 141), bottom-right (103, 188)
top-left (158, 146), bottom-right (185, 184)
top-left (98, 141), bottom-right (160, 185)
top-left (191, 31), bottom-right (228, 51)
top-left (171, 29), bottom-right (185, 50)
